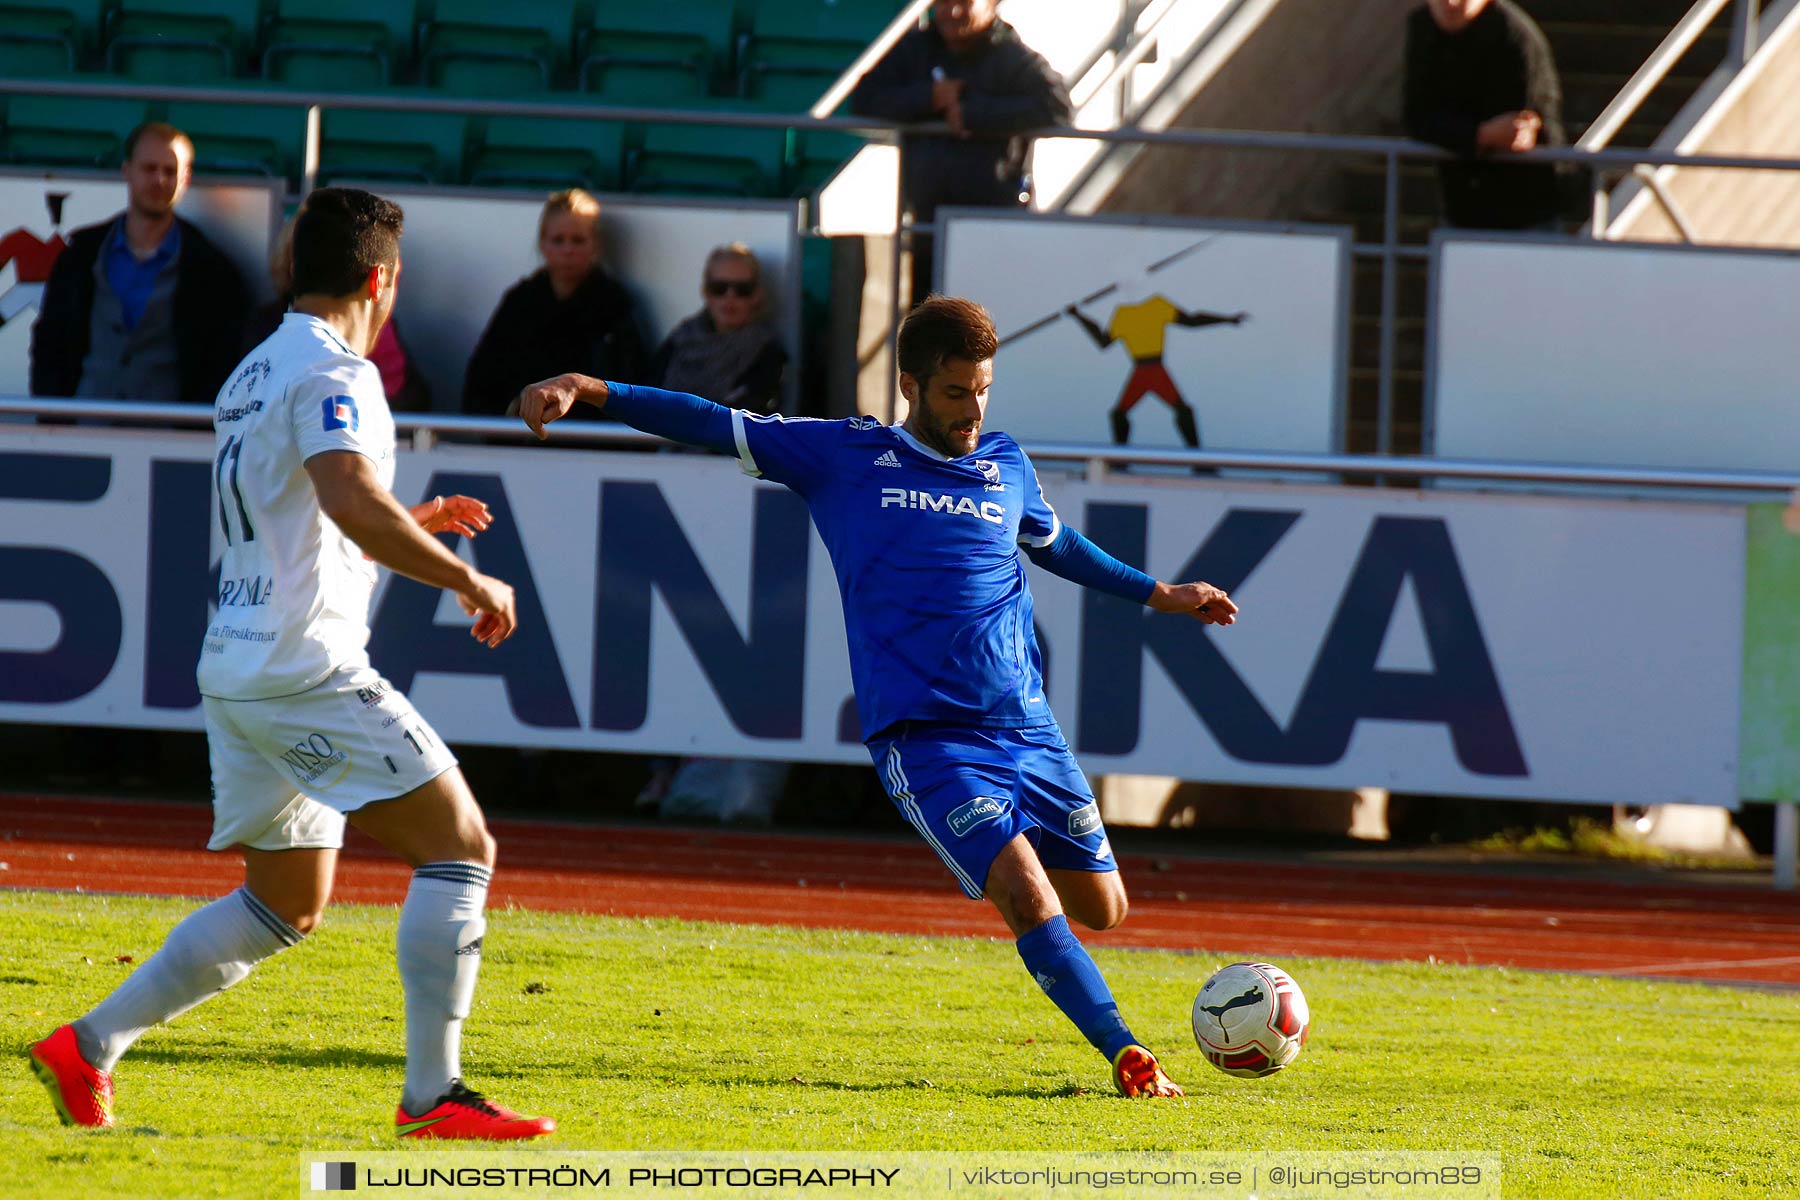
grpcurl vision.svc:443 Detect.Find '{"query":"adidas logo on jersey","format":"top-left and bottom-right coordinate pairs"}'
top-left (873, 450), bottom-right (901, 468)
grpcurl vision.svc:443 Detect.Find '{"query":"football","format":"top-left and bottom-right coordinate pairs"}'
top-left (1191, 961), bottom-right (1310, 1078)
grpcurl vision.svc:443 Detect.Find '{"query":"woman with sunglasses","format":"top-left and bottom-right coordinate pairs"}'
top-left (463, 188), bottom-right (646, 416)
top-left (634, 243), bottom-right (791, 825)
top-left (646, 243), bottom-right (787, 415)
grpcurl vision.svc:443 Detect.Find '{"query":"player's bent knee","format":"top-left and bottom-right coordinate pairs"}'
top-left (284, 907), bottom-right (326, 937)
top-left (1098, 892), bottom-right (1129, 930)
top-left (1069, 892), bottom-right (1128, 932)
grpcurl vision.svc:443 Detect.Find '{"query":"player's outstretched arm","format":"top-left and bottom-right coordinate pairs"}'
top-left (1147, 580), bottom-right (1238, 625)
top-left (516, 375), bottom-right (740, 456)
top-left (305, 450), bottom-right (517, 647)
top-left (1024, 526), bottom-right (1237, 625)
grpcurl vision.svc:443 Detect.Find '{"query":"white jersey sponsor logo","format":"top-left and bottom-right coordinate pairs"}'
top-left (879, 486), bottom-right (1006, 526)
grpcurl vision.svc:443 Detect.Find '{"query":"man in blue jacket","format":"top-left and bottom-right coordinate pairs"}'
top-left (31, 121), bottom-right (249, 403)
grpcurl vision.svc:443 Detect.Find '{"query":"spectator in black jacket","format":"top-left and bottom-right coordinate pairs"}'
top-left (30, 121), bottom-right (250, 403)
top-left (1403, 0), bottom-right (1569, 231)
top-left (462, 188), bottom-right (646, 415)
top-left (851, 0), bottom-right (1071, 298)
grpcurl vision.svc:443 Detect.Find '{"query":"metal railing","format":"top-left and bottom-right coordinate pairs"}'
top-left (6, 46), bottom-right (1800, 455)
top-left (1579, 0), bottom-right (1764, 236)
top-left (12, 396), bottom-right (1800, 496)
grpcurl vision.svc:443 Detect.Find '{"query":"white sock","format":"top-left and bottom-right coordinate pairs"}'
top-left (73, 888), bottom-right (302, 1072)
top-left (397, 861), bottom-right (491, 1115)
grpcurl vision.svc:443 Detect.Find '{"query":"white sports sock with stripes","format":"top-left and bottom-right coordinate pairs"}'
top-left (397, 861), bottom-right (491, 1115)
top-left (73, 887), bottom-right (303, 1073)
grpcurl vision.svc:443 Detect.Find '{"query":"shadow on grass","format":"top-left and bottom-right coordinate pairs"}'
top-left (608, 1067), bottom-right (1081, 1101)
top-left (130, 1044), bottom-right (405, 1071)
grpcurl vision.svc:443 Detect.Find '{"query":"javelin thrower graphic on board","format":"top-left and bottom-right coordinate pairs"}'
top-left (999, 237), bottom-right (1247, 448)
top-left (0, 191), bottom-right (70, 327)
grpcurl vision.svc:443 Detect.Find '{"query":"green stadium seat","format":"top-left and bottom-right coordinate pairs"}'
top-left (105, 0), bottom-right (260, 82)
top-left (0, 2), bottom-right (103, 77)
top-left (740, 0), bottom-right (896, 103)
top-left (579, 0), bottom-right (733, 96)
top-left (468, 114), bottom-right (627, 192)
top-left (583, 60), bottom-right (710, 105)
top-left (0, 92), bottom-right (151, 168)
top-left (166, 100), bottom-right (307, 180)
top-left (748, 70), bottom-right (838, 113)
top-left (262, 0), bottom-right (416, 91)
top-left (420, 0), bottom-right (577, 96)
top-left (318, 106), bottom-right (470, 185)
top-left (627, 120), bottom-right (788, 198)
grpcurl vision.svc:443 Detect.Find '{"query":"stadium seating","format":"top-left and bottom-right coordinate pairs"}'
top-left (468, 113), bottom-right (628, 192)
top-left (0, 1), bottom-right (103, 77)
top-left (105, 0), bottom-right (260, 82)
top-left (739, 0), bottom-right (897, 107)
top-left (579, 0), bottom-right (733, 98)
top-left (0, 1), bottom-right (875, 204)
top-left (165, 98), bottom-right (306, 180)
top-left (420, 0), bottom-right (579, 96)
top-left (0, 93), bottom-right (150, 167)
top-left (627, 118), bottom-right (787, 198)
top-left (261, 0), bottom-right (416, 91)
top-left (318, 105), bottom-right (470, 185)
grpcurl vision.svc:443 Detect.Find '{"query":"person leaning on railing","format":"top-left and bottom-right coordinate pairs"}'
top-left (1402, 0), bottom-right (1571, 232)
top-left (850, 0), bottom-right (1071, 299)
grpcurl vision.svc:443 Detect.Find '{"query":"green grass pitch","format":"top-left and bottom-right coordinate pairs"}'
top-left (3, 889), bottom-right (1797, 1199)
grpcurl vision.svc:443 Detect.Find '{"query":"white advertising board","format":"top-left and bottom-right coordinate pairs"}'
top-left (0, 170), bottom-right (281, 395)
top-left (0, 425), bottom-right (1744, 807)
top-left (937, 211), bottom-right (1347, 453)
top-left (1429, 234), bottom-right (1800, 471)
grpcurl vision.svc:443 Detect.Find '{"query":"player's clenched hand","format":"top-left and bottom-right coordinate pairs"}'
top-left (455, 571), bottom-right (516, 648)
top-left (413, 494), bottom-right (492, 538)
top-left (1147, 580), bottom-right (1238, 626)
top-left (513, 373), bottom-right (605, 440)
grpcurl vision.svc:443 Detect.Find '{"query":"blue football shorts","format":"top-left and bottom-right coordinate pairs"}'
top-left (868, 721), bottom-right (1117, 900)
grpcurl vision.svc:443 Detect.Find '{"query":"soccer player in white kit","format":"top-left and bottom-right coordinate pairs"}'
top-left (28, 187), bottom-right (555, 1140)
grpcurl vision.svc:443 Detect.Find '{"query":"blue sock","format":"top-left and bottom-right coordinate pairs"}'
top-left (1015, 914), bottom-right (1138, 1061)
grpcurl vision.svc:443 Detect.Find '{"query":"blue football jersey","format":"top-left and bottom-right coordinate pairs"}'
top-left (734, 412), bottom-right (1062, 740)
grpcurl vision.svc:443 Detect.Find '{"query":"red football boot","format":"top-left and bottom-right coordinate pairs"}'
top-left (29, 1024), bottom-right (114, 1128)
top-left (1112, 1044), bottom-right (1185, 1099)
top-left (396, 1080), bottom-right (555, 1140)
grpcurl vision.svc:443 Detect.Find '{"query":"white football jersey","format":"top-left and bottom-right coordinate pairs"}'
top-left (196, 313), bottom-right (397, 701)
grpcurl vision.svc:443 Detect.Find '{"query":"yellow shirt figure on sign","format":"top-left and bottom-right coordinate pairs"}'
top-left (1068, 294), bottom-right (1248, 448)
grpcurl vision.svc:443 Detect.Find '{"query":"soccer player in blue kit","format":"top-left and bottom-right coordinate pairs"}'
top-left (517, 296), bottom-right (1238, 1098)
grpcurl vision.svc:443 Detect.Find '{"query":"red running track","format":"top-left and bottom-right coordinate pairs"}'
top-left (3, 794), bottom-right (1798, 987)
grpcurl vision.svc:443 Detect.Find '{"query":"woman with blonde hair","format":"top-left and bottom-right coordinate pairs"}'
top-left (463, 188), bottom-right (645, 413)
top-left (647, 242), bottom-right (786, 414)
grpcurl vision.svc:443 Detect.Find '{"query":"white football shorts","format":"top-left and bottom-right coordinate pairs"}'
top-left (203, 664), bottom-right (458, 851)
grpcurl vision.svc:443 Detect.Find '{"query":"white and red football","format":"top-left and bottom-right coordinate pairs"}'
top-left (1191, 961), bottom-right (1311, 1078)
